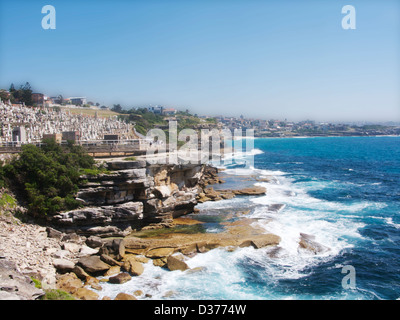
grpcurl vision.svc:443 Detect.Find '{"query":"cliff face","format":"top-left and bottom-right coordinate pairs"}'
top-left (48, 160), bottom-right (204, 237)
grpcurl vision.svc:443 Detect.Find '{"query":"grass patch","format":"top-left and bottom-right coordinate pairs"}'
top-left (31, 278), bottom-right (75, 300)
top-left (0, 192), bottom-right (17, 209)
top-left (79, 167), bottom-right (111, 176)
top-left (41, 289), bottom-right (76, 300)
top-left (124, 156), bottom-right (136, 161)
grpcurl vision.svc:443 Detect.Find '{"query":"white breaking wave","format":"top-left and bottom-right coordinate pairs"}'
top-left (385, 217), bottom-right (400, 229)
top-left (98, 156), bottom-right (375, 300)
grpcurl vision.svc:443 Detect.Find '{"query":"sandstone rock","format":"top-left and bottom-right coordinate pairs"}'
top-left (85, 276), bottom-right (102, 291)
top-left (53, 258), bottom-right (75, 273)
top-left (52, 249), bottom-right (70, 259)
top-left (133, 290), bottom-right (143, 297)
top-left (130, 255), bottom-right (149, 264)
top-left (114, 292), bottom-right (137, 300)
top-left (145, 247), bottom-right (175, 259)
top-left (77, 256), bottom-right (110, 274)
top-left (108, 272), bottom-right (132, 284)
top-left (56, 273), bottom-right (84, 294)
top-left (167, 255), bottom-right (189, 271)
top-left (298, 233), bottom-right (330, 255)
top-left (122, 259), bottom-right (144, 276)
top-left (79, 245), bottom-right (99, 257)
top-left (152, 258), bottom-right (167, 267)
top-left (104, 266), bottom-right (121, 277)
top-left (73, 287), bottom-right (99, 300)
top-left (100, 254), bottom-right (122, 266)
top-left (46, 227), bottom-right (64, 240)
top-left (47, 162), bottom-right (204, 236)
top-left (63, 242), bottom-right (81, 254)
top-left (232, 186), bottom-right (266, 196)
top-left (86, 236), bottom-right (103, 248)
top-left (154, 185), bottom-right (172, 198)
top-left (72, 266), bottom-right (90, 280)
top-left (62, 233), bottom-right (83, 243)
top-left (239, 234), bottom-right (280, 249)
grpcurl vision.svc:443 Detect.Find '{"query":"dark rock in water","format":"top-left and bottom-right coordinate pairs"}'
top-left (108, 272), bottom-right (132, 284)
top-left (167, 255), bottom-right (189, 271)
top-left (266, 246), bottom-right (284, 258)
top-left (268, 204), bottom-right (286, 212)
top-left (114, 292), bottom-right (137, 300)
top-left (232, 186), bottom-right (266, 196)
top-left (298, 233), bottom-right (330, 255)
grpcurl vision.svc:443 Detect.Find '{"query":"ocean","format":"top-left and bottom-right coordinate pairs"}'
top-left (98, 136), bottom-right (400, 300)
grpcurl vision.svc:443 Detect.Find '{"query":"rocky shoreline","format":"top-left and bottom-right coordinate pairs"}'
top-left (0, 161), bottom-right (281, 300)
top-left (0, 161), bottom-right (333, 300)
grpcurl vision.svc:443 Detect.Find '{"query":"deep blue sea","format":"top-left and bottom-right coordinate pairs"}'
top-left (99, 136), bottom-right (400, 300)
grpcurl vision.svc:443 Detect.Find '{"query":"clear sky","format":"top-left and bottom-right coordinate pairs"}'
top-left (0, 0), bottom-right (399, 122)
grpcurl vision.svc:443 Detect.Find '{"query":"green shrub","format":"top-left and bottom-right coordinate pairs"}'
top-left (1, 139), bottom-right (96, 217)
top-left (41, 289), bottom-right (76, 300)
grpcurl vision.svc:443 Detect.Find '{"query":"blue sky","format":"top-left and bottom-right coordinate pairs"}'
top-left (0, 0), bottom-right (399, 122)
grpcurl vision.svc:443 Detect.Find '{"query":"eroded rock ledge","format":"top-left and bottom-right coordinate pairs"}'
top-left (48, 160), bottom-right (204, 237)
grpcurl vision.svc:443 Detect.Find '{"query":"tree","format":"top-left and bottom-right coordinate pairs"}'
top-left (0, 90), bottom-right (10, 103)
top-left (21, 82), bottom-right (33, 106)
top-left (112, 104), bottom-right (123, 113)
top-left (8, 82), bottom-right (33, 105)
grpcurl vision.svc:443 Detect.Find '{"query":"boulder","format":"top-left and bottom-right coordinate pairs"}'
top-left (56, 273), bottom-right (84, 294)
top-left (145, 247), bottom-right (175, 259)
top-left (85, 276), bottom-right (102, 291)
top-left (268, 204), bottom-right (286, 212)
top-left (239, 234), bottom-right (280, 249)
top-left (73, 287), bottom-right (99, 300)
top-left (77, 256), bottom-right (110, 274)
top-left (108, 272), bottom-right (132, 284)
top-left (100, 254), bottom-right (122, 266)
top-left (114, 292), bottom-right (137, 300)
top-left (53, 258), bottom-right (75, 273)
top-left (298, 233), bottom-right (330, 255)
top-left (79, 245), bottom-right (99, 257)
top-left (100, 238), bottom-right (126, 259)
top-left (152, 258), bottom-right (167, 267)
top-left (104, 266), bottom-right (121, 277)
top-left (72, 266), bottom-right (90, 280)
top-left (167, 255), bottom-right (189, 271)
top-left (122, 259), bottom-right (144, 276)
top-left (233, 186), bottom-right (266, 196)
top-left (46, 227), bottom-right (64, 240)
top-left (63, 242), bottom-right (81, 254)
top-left (86, 236), bottom-right (103, 248)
